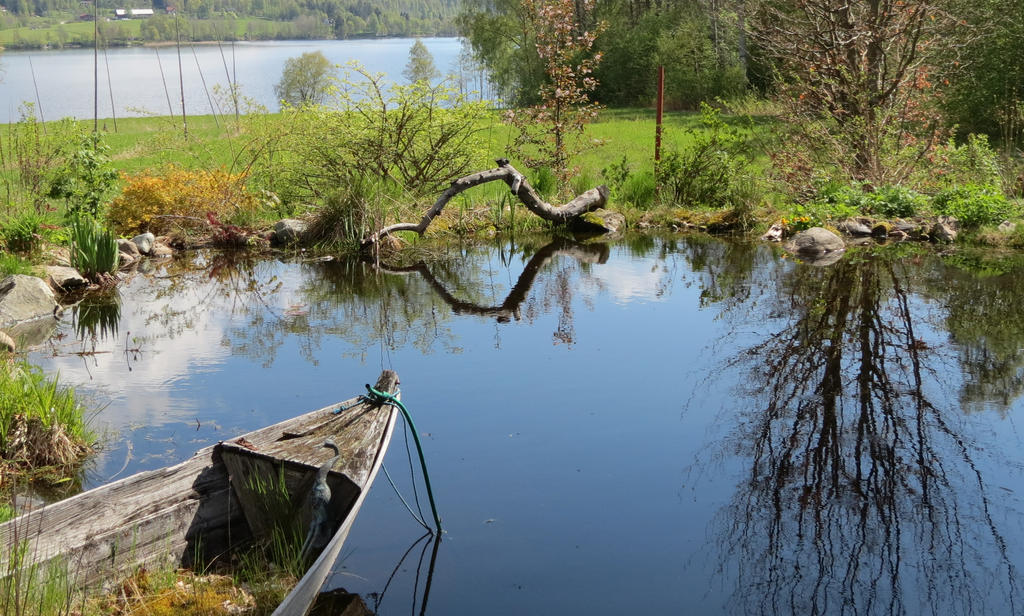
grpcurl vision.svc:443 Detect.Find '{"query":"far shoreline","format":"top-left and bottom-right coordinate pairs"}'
top-left (0, 34), bottom-right (462, 53)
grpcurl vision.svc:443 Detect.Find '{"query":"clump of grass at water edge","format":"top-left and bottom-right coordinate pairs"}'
top-left (0, 360), bottom-right (95, 487)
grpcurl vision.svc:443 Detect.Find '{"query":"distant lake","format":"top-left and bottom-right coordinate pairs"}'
top-left (0, 37), bottom-right (464, 124)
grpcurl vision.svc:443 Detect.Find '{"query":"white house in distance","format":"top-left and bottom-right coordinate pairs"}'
top-left (113, 8), bottom-right (155, 18)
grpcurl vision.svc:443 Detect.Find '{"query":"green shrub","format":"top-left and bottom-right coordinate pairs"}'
top-left (933, 184), bottom-right (1017, 227)
top-left (655, 103), bottom-right (753, 209)
top-left (48, 133), bottom-right (120, 220)
top-left (304, 175), bottom-right (398, 249)
top-left (1, 213), bottom-right (44, 254)
top-left (69, 216), bottom-right (118, 280)
top-left (870, 185), bottom-right (927, 218)
top-left (528, 166), bottom-right (558, 200)
top-left (922, 134), bottom-right (1003, 192)
top-left (264, 65), bottom-right (491, 206)
top-left (811, 183), bottom-right (926, 219)
top-left (0, 253), bottom-right (35, 277)
top-left (601, 155), bottom-right (656, 209)
top-left (601, 155), bottom-right (631, 197)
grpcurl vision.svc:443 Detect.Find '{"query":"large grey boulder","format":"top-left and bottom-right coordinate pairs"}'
top-left (0, 275), bottom-right (58, 328)
top-left (272, 219), bottom-right (308, 246)
top-left (785, 227), bottom-right (846, 258)
top-left (45, 266), bottom-right (88, 293)
top-left (131, 232), bottom-right (156, 255)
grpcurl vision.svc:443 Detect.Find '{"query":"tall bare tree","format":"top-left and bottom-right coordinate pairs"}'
top-left (750, 0), bottom-right (951, 185)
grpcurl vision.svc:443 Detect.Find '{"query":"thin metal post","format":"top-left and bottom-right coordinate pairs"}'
top-left (176, 13), bottom-right (188, 138)
top-left (655, 65), bottom-right (664, 163)
top-left (93, 0), bottom-right (98, 133)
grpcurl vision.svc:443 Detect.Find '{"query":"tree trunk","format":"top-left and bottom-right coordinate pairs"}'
top-left (361, 159), bottom-right (609, 250)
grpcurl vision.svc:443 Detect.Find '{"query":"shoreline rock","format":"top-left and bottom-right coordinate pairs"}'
top-left (0, 275), bottom-right (59, 329)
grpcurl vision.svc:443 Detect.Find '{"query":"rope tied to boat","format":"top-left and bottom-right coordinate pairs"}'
top-left (331, 385), bottom-right (443, 535)
top-left (364, 384), bottom-right (443, 535)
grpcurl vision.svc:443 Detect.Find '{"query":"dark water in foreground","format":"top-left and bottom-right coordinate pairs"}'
top-left (29, 235), bottom-right (1024, 615)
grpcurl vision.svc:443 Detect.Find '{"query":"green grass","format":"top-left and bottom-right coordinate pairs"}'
top-left (0, 361), bottom-right (94, 485)
top-left (0, 253), bottom-right (37, 277)
top-left (1, 541), bottom-right (81, 616)
top-left (0, 20), bottom-right (141, 48)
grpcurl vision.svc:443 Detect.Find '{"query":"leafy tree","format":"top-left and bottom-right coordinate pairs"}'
top-left (48, 133), bottom-right (120, 220)
top-left (504, 0), bottom-right (606, 195)
top-left (940, 0), bottom-right (1024, 151)
top-left (403, 38), bottom-right (440, 84)
top-left (457, 0), bottom-right (547, 106)
top-left (749, 0), bottom-right (951, 185)
top-left (460, 0), bottom-right (748, 108)
top-left (274, 51), bottom-right (337, 106)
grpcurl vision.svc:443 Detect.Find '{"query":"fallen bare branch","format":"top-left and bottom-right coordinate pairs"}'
top-left (361, 159), bottom-right (609, 249)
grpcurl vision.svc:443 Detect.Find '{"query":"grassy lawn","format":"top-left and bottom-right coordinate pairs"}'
top-left (0, 19), bottom-right (141, 47)
top-left (0, 104), bottom-right (784, 250)
top-left (88, 107), bottom-right (777, 185)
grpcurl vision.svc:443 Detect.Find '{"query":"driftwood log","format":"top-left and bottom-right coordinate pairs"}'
top-left (361, 159), bottom-right (609, 249)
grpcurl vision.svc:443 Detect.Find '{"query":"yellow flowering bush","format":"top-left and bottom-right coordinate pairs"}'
top-left (108, 166), bottom-right (258, 236)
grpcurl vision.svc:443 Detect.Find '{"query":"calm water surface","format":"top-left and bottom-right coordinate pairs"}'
top-left (27, 236), bottom-right (1024, 614)
top-left (0, 37), bottom-right (463, 124)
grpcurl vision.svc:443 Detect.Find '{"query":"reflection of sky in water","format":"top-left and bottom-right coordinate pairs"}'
top-left (591, 259), bottom-right (669, 304)
top-left (24, 239), bottom-right (1024, 615)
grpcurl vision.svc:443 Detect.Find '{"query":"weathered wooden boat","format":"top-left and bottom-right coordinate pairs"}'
top-left (0, 370), bottom-right (402, 616)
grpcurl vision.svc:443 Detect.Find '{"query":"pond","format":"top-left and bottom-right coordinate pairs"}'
top-left (27, 235), bottom-right (1024, 614)
top-left (0, 37), bottom-right (465, 124)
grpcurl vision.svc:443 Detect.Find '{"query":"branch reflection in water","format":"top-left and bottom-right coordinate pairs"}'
top-left (313, 532), bottom-right (441, 616)
top-left (373, 236), bottom-right (608, 329)
top-left (705, 246), bottom-right (1019, 615)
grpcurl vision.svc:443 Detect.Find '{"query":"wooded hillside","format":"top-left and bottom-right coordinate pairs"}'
top-left (0, 0), bottom-right (458, 44)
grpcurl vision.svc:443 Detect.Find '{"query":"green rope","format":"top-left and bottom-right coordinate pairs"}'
top-left (364, 384), bottom-right (443, 535)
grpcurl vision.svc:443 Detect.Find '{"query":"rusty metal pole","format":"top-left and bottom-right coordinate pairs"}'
top-left (655, 65), bottom-right (664, 163)
top-left (655, 65), bottom-right (664, 197)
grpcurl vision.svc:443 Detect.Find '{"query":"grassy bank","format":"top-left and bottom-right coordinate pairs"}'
top-left (2, 94), bottom-right (1023, 264)
top-left (0, 361), bottom-right (94, 488)
top-left (0, 105), bottom-right (748, 260)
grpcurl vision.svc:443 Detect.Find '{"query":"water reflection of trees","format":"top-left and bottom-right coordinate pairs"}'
top-left (714, 248), bottom-right (1018, 615)
top-left (218, 236), bottom-right (617, 364)
top-left (930, 251), bottom-right (1024, 415)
